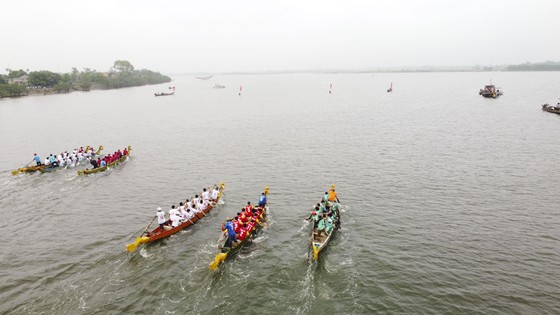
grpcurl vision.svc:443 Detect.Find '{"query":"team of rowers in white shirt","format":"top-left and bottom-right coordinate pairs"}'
top-left (34, 146), bottom-right (97, 168)
top-left (156, 186), bottom-right (221, 231)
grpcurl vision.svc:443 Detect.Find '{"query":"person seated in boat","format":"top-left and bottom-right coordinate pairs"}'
top-left (193, 194), bottom-right (200, 206)
top-left (323, 192), bottom-right (329, 202)
top-left (100, 158), bottom-right (107, 167)
top-left (186, 198), bottom-right (194, 211)
top-left (232, 216), bottom-right (241, 233)
top-left (252, 207), bottom-right (262, 220)
top-left (237, 223), bottom-right (250, 241)
top-left (211, 186), bottom-right (220, 200)
top-left (306, 209), bottom-right (319, 223)
top-left (90, 158), bottom-right (98, 169)
top-left (239, 209), bottom-right (249, 223)
top-left (222, 217), bottom-right (238, 248)
top-left (244, 205), bottom-right (253, 218)
top-left (197, 199), bottom-right (208, 212)
top-left (258, 192), bottom-right (267, 206)
top-left (556, 99), bottom-right (560, 109)
top-left (245, 201), bottom-right (253, 212)
top-left (44, 156), bottom-right (51, 166)
top-left (319, 200), bottom-right (327, 213)
top-left (33, 153), bottom-right (42, 166)
top-left (156, 207), bottom-right (168, 230)
top-left (201, 188), bottom-right (210, 201)
top-left (123, 147), bottom-right (128, 156)
top-left (325, 213), bottom-right (335, 235)
top-left (169, 205), bottom-right (181, 228)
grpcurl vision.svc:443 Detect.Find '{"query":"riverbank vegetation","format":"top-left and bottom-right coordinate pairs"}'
top-left (0, 60), bottom-right (171, 98)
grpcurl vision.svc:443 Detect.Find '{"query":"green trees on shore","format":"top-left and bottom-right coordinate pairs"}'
top-left (0, 60), bottom-right (171, 98)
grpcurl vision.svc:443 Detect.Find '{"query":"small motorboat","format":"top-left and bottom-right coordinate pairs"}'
top-left (479, 84), bottom-right (503, 98)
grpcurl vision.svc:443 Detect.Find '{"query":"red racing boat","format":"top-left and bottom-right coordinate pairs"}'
top-left (126, 182), bottom-right (225, 252)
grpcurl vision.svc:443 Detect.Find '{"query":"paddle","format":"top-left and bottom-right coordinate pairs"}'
top-left (11, 159), bottom-right (35, 175)
top-left (126, 216), bottom-right (157, 252)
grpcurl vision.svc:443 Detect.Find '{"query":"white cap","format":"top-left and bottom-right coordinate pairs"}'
top-left (157, 207), bottom-right (162, 211)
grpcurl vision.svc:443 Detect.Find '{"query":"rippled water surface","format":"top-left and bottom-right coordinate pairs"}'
top-left (1, 72), bottom-right (559, 314)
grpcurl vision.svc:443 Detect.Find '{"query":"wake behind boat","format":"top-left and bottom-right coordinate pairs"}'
top-left (126, 183), bottom-right (225, 252)
top-left (308, 185), bottom-right (341, 260)
top-left (209, 187), bottom-right (269, 270)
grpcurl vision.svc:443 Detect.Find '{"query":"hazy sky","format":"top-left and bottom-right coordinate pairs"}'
top-left (2, 0), bottom-right (559, 74)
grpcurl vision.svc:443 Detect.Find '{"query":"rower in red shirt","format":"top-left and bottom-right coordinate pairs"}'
top-left (237, 223), bottom-right (249, 241)
top-left (123, 148), bottom-right (128, 156)
top-left (245, 202), bottom-right (253, 212)
top-left (232, 216), bottom-right (241, 233)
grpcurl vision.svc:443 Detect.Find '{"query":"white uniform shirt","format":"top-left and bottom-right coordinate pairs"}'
top-left (211, 189), bottom-right (219, 200)
top-left (202, 191), bottom-right (210, 200)
top-left (170, 212), bottom-right (181, 227)
top-left (156, 210), bottom-right (166, 224)
top-left (44, 157), bottom-right (50, 165)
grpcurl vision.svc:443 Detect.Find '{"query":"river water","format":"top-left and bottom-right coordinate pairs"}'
top-left (0, 72), bottom-right (559, 314)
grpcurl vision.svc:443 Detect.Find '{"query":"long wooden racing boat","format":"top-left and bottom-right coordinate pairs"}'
top-left (542, 103), bottom-right (560, 115)
top-left (311, 185), bottom-right (341, 260)
top-left (77, 146), bottom-right (131, 175)
top-left (209, 187), bottom-right (269, 271)
top-left (126, 183), bottom-right (225, 252)
top-left (11, 145), bottom-right (103, 175)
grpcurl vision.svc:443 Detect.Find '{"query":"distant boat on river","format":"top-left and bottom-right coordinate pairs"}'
top-left (213, 83), bottom-right (225, 89)
top-left (479, 84), bottom-right (503, 98)
top-left (154, 92), bottom-right (174, 96)
top-left (196, 75), bottom-right (214, 80)
top-left (387, 82), bottom-right (393, 93)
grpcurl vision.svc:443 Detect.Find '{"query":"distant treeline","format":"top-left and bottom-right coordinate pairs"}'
top-left (507, 61), bottom-right (560, 71)
top-left (0, 60), bottom-right (171, 98)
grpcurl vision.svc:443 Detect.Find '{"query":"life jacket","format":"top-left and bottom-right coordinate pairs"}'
top-left (233, 221), bottom-right (240, 233)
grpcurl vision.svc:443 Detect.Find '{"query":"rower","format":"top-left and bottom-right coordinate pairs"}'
top-left (198, 199), bottom-right (208, 212)
top-left (323, 192), bottom-right (329, 202)
top-left (156, 207), bottom-right (167, 230)
top-left (237, 223), bottom-right (249, 241)
top-left (100, 159), bottom-right (107, 167)
top-left (258, 192), bottom-right (267, 206)
top-left (193, 194), bottom-right (200, 205)
top-left (201, 188), bottom-right (210, 201)
top-left (169, 205), bottom-right (181, 228)
top-left (245, 202), bottom-right (253, 212)
top-left (33, 153), bottom-right (42, 166)
top-left (316, 213), bottom-right (328, 236)
top-left (211, 186), bottom-right (220, 200)
top-left (44, 156), bottom-right (50, 166)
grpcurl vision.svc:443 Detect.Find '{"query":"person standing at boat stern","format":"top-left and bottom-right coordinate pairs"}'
top-left (33, 153), bottom-right (42, 166)
top-left (258, 192), bottom-right (267, 207)
top-left (222, 217), bottom-right (238, 248)
top-left (156, 207), bottom-right (167, 230)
